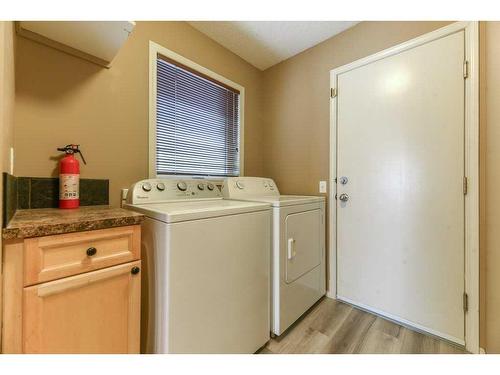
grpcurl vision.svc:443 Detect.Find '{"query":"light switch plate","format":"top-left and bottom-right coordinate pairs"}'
top-left (319, 181), bottom-right (327, 193)
top-left (9, 147), bottom-right (14, 175)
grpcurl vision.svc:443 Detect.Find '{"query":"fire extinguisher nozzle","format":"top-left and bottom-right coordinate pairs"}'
top-left (57, 145), bottom-right (86, 164)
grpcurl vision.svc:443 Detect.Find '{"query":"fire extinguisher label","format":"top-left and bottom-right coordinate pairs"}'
top-left (59, 174), bottom-right (80, 200)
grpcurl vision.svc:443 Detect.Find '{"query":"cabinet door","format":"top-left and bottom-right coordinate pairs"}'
top-left (23, 261), bottom-right (141, 353)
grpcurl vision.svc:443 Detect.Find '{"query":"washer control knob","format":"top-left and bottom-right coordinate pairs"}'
top-left (197, 183), bottom-right (205, 191)
top-left (236, 181), bottom-right (245, 190)
top-left (157, 182), bottom-right (165, 191)
top-left (207, 183), bottom-right (215, 191)
top-left (177, 181), bottom-right (187, 191)
top-left (142, 182), bottom-right (152, 192)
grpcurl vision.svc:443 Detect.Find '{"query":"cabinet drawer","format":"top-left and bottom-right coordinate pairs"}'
top-left (24, 225), bottom-right (141, 286)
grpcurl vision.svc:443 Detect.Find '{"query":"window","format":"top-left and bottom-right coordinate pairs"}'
top-left (149, 42), bottom-right (244, 177)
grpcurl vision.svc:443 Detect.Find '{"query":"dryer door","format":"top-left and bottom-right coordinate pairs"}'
top-left (284, 209), bottom-right (322, 283)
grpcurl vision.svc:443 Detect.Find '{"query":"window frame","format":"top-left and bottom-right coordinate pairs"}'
top-left (148, 40), bottom-right (245, 179)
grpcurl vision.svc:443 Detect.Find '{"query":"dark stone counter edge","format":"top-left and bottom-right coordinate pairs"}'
top-left (2, 215), bottom-right (144, 240)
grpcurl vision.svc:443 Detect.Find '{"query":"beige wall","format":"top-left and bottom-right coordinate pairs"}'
top-left (14, 21), bottom-right (265, 207)
top-left (484, 21), bottom-right (500, 353)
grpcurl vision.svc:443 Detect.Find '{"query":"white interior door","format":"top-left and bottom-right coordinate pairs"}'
top-left (336, 31), bottom-right (465, 344)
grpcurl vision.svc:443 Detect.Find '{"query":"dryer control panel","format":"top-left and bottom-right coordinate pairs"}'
top-left (222, 177), bottom-right (280, 198)
top-left (126, 179), bottom-right (222, 204)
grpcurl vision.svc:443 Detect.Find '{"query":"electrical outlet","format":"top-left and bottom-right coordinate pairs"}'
top-left (120, 189), bottom-right (129, 207)
top-left (319, 181), bottom-right (327, 193)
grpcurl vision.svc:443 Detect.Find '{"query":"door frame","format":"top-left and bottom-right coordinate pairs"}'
top-left (328, 21), bottom-right (479, 353)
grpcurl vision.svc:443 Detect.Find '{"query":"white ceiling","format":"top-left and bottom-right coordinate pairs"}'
top-left (188, 21), bottom-right (359, 70)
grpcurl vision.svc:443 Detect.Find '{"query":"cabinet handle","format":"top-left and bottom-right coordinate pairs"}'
top-left (86, 247), bottom-right (97, 257)
top-left (131, 266), bottom-right (140, 275)
top-left (37, 262), bottom-right (139, 297)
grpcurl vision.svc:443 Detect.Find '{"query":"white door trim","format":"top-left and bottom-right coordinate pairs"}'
top-left (328, 21), bottom-right (479, 353)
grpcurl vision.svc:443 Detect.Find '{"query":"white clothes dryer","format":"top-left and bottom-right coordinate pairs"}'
top-left (222, 177), bottom-right (326, 336)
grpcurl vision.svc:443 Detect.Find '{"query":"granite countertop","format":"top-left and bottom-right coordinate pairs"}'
top-left (2, 206), bottom-right (144, 240)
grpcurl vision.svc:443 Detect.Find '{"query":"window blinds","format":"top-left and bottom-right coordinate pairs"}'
top-left (155, 54), bottom-right (241, 177)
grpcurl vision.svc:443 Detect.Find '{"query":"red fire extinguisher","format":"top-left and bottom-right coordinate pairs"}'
top-left (57, 144), bottom-right (86, 209)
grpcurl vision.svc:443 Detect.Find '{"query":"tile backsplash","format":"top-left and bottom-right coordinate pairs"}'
top-left (2, 173), bottom-right (109, 227)
top-left (2, 173), bottom-right (18, 227)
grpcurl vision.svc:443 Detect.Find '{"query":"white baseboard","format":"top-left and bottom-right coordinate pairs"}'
top-left (326, 290), bottom-right (336, 299)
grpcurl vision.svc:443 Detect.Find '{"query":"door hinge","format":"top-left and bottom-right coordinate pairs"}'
top-left (463, 176), bottom-right (468, 195)
top-left (463, 60), bottom-right (469, 79)
top-left (331, 88), bottom-right (337, 98)
top-left (463, 292), bottom-right (469, 312)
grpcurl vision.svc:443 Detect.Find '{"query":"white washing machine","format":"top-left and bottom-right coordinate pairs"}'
top-left (222, 177), bottom-right (326, 336)
top-left (125, 178), bottom-right (271, 353)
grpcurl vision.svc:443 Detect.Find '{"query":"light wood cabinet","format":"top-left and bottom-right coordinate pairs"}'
top-left (1, 225), bottom-right (141, 354)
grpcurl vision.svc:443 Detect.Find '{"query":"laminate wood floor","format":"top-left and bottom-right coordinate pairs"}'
top-left (259, 297), bottom-right (467, 354)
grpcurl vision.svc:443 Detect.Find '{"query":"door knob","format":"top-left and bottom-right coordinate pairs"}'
top-left (339, 193), bottom-right (349, 202)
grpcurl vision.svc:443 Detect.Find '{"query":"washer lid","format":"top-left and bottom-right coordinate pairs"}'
top-left (124, 199), bottom-right (270, 223)
top-left (229, 195), bottom-right (325, 207)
